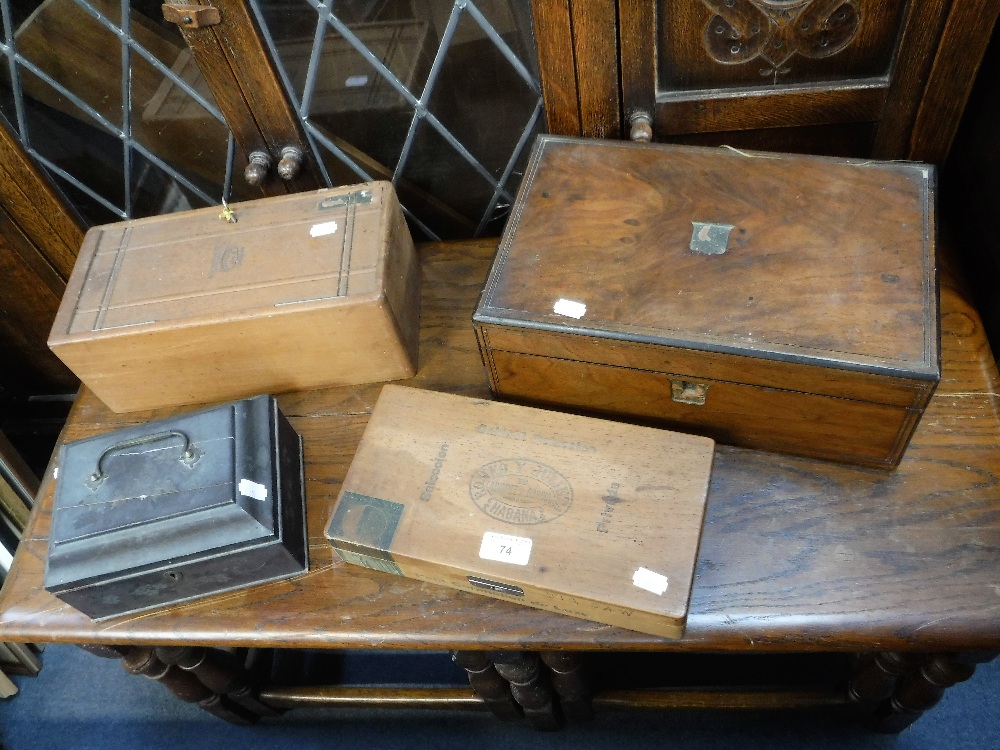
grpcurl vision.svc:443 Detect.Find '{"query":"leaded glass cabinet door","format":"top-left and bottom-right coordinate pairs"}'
top-left (0, 0), bottom-right (544, 239)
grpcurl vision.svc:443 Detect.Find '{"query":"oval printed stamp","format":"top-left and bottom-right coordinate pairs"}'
top-left (470, 458), bottom-right (573, 525)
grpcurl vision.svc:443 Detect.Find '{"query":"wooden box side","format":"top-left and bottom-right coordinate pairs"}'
top-left (385, 549), bottom-right (686, 639)
top-left (475, 323), bottom-right (937, 409)
top-left (326, 385), bottom-right (715, 639)
top-left (48, 297), bottom-right (415, 412)
top-left (379, 188), bottom-right (420, 374)
top-left (483, 348), bottom-right (924, 468)
top-left (475, 136), bottom-right (939, 381)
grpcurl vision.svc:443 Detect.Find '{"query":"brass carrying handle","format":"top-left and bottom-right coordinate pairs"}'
top-left (85, 430), bottom-right (202, 490)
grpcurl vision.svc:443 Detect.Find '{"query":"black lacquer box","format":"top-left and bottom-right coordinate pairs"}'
top-left (44, 395), bottom-right (307, 620)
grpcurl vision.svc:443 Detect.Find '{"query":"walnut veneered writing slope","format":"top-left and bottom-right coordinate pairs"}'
top-left (474, 136), bottom-right (938, 468)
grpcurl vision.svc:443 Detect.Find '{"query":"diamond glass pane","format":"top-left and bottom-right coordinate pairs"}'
top-left (126, 0), bottom-right (192, 67)
top-left (46, 157), bottom-right (122, 226)
top-left (255, 0), bottom-right (543, 238)
top-left (464, 0), bottom-right (539, 74)
top-left (130, 49), bottom-right (230, 201)
top-left (256, 0), bottom-right (316, 45)
top-left (426, 10), bottom-right (537, 178)
top-left (5, 0), bottom-right (45, 29)
top-left (2, 0), bottom-right (237, 222)
top-left (505, 109), bottom-right (544, 190)
top-left (129, 149), bottom-right (214, 219)
top-left (398, 117), bottom-right (494, 239)
top-left (14, 0), bottom-right (124, 129)
top-left (310, 130), bottom-right (378, 187)
top-left (15, 63), bottom-right (125, 212)
top-left (259, 4), bottom-right (422, 177)
top-left (0, 76), bottom-right (16, 128)
top-left (259, 0), bottom-right (434, 102)
top-left (473, 106), bottom-right (543, 237)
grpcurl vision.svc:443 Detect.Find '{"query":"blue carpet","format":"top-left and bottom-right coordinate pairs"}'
top-left (1, 645), bottom-right (999, 750)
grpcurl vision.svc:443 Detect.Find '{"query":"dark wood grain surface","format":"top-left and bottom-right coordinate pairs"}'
top-left (530, 0), bottom-right (581, 136)
top-left (656, 0), bottom-right (906, 92)
top-left (907, 0), bottom-right (1000, 165)
top-left (657, 83), bottom-right (887, 136)
top-left (552, 0), bottom-right (990, 161)
top-left (0, 118), bottom-right (84, 282)
top-left (205, 0), bottom-right (321, 194)
top-left (1, 238), bottom-right (999, 653)
top-left (618, 0), bottom-right (656, 126)
top-left (569, 0), bottom-right (620, 139)
top-left (0, 206), bottom-right (78, 393)
top-left (870, 0), bottom-right (951, 158)
top-left (479, 138), bottom-right (935, 374)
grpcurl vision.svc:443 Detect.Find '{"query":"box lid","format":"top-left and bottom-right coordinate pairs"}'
top-left (45, 395), bottom-right (283, 590)
top-left (474, 136), bottom-right (938, 381)
top-left (325, 385), bottom-right (715, 638)
top-left (51, 183), bottom-right (391, 340)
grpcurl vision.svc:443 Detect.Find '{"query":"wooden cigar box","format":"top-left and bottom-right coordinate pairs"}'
top-left (45, 394), bottom-right (307, 620)
top-left (325, 385), bottom-right (715, 639)
top-left (49, 182), bottom-right (419, 413)
top-left (473, 136), bottom-right (939, 468)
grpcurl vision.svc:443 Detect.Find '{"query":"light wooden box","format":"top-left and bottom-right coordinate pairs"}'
top-left (49, 182), bottom-right (419, 412)
top-left (325, 385), bottom-right (715, 639)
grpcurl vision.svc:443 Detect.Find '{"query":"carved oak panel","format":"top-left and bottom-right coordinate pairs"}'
top-left (659, 0), bottom-right (908, 91)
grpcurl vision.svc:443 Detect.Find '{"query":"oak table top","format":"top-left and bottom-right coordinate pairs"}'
top-left (1, 239), bottom-right (999, 654)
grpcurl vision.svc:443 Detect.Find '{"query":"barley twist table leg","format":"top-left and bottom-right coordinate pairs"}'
top-left (847, 650), bottom-right (921, 720)
top-left (155, 646), bottom-right (281, 719)
top-left (490, 651), bottom-right (561, 731)
top-left (540, 651), bottom-right (593, 721)
top-left (451, 651), bottom-right (521, 720)
top-left (120, 646), bottom-right (257, 724)
top-left (853, 652), bottom-right (998, 733)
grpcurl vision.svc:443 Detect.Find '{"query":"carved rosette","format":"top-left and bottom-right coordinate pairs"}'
top-left (702, 0), bottom-right (861, 78)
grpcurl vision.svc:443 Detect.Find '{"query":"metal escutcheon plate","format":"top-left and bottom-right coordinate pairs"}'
top-left (671, 380), bottom-right (709, 405)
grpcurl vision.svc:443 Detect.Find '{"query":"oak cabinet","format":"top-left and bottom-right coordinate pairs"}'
top-left (534, 0), bottom-right (1000, 161)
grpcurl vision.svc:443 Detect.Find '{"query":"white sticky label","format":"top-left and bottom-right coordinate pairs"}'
top-left (53, 467), bottom-right (59, 479)
top-left (345, 75), bottom-right (369, 88)
top-left (632, 567), bottom-right (669, 595)
top-left (479, 531), bottom-right (532, 566)
top-left (553, 298), bottom-right (586, 319)
top-left (309, 220), bottom-right (339, 238)
top-left (238, 478), bottom-right (268, 502)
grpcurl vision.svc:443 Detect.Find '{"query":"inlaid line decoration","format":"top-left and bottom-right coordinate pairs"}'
top-left (702, 0), bottom-right (861, 80)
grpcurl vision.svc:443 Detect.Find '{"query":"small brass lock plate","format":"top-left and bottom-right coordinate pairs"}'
top-left (671, 380), bottom-right (709, 405)
top-left (319, 189), bottom-right (373, 211)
